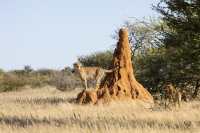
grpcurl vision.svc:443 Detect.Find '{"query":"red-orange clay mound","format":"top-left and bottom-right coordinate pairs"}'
top-left (75, 29), bottom-right (154, 104)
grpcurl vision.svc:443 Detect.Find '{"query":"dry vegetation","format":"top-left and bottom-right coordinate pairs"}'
top-left (0, 86), bottom-right (200, 133)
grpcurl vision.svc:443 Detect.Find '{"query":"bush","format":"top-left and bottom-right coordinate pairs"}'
top-left (1, 73), bottom-right (29, 92)
top-left (133, 48), bottom-right (199, 100)
top-left (133, 49), bottom-right (168, 94)
top-left (24, 65), bottom-right (33, 73)
top-left (0, 68), bottom-right (50, 92)
top-left (0, 69), bottom-right (4, 92)
top-left (0, 63), bottom-right (104, 92)
top-left (33, 69), bottom-right (56, 77)
top-left (29, 73), bottom-right (49, 88)
top-left (77, 50), bottom-right (113, 69)
top-left (49, 70), bottom-right (83, 91)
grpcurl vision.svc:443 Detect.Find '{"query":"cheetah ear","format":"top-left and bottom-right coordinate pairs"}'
top-left (166, 86), bottom-right (169, 92)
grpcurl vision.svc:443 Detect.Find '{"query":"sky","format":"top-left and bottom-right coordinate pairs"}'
top-left (0, 0), bottom-right (161, 71)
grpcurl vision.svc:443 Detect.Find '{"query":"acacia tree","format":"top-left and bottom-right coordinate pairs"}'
top-left (77, 50), bottom-right (113, 69)
top-left (110, 16), bottom-right (166, 62)
top-left (152, 0), bottom-right (200, 99)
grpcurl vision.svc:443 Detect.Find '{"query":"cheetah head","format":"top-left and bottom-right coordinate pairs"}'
top-left (73, 63), bottom-right (81, 69)
top-left (166, 85), bottom-right (172, 92)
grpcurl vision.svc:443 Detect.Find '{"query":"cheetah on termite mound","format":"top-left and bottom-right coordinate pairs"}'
top-left (73, 63), bottom-right (122, 91)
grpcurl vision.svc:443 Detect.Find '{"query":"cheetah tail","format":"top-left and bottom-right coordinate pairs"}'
top-left (105, 65), bottom-right (122, 73)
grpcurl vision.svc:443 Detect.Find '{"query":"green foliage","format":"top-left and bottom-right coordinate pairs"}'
top-left (64, 67), bottom-right (73, 72)
top-left (0, 66), bottom-right (85, 92)
top-left (133, 49), bottom-right (168, 94)
top-left (29, 73), bottom-right (49, 88)
top-left (24, 65), bottom-right (33, 73)
top-left (134, 47), bottom-right (198, 100)
top-left (0, 69), bottom-right (4, 92)
top-left (0, 66), bottom-right (51, 92)
top-left (77, 50), bottom-right (113, 69)
top-left (153, 0), bottom-right (200, 74)
top-left (0, 69), bottom-right (3, 74)
top-left (33, 69), bottom-right (56, 77)
top-left (0, 72), bottom-right (50, 92)
top-left (13, 70), bottom-right (26, 75)
top-left (9, 65), bottom-right (33, 76)
top-left (152, 0), bottom-right (200, 99)
top-left (1, 73), bottom-right (29, 92)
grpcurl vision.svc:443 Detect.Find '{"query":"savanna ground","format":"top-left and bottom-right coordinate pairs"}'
top-left (0, 86), bottom-right (200, 133)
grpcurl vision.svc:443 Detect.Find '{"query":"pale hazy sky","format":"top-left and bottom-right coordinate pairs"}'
top-left (0, 0), bottom-right (161, 71)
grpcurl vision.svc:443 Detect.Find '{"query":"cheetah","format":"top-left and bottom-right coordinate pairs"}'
top-left (73, 63), bottom-right (122, 91)
top-left (166, 85), bottom-right (181, 107)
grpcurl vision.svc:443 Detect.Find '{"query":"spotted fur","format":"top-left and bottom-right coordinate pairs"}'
top-left (166, 85), bottom-right (181, 107)
top-left (73, 63), bottom-right (122, 91)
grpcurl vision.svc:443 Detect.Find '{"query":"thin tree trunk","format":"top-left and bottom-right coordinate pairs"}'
top-left (192, 78), bottom-right (200, 99)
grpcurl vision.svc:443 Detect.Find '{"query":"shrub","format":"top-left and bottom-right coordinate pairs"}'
top-left (29, 73), bottom-right (49, 88)
top-left (0, 68), bottom-right (50, 92)
top-left (0, 69), bottom-right (4, 92)
top-left (24, 65), bottom-right (33, 73)
top-left (77, 50), bottom-right (113, 69)
top-left (1, 73), bottom-right (29, 92)
top-left (63, 67), bottom-right (73, 72)
top-left (33, 69), bottom-right (56, 77)
top-left (49, 70), bottom-right (83, 91)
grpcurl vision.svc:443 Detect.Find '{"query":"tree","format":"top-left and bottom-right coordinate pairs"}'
top-left (152, 0), bottom-right (200, 99)
top-left (110, 16), bottom-right (166, 62)
top-left (24, 65), bottom-right (33, 73)
top-left (133, 48), bottom-right (168, 93)
top-left (77, 50), bottom-right (113, 69)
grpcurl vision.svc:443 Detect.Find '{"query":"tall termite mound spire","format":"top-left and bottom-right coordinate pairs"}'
top-left (75, 29), bottom-right (154, 104)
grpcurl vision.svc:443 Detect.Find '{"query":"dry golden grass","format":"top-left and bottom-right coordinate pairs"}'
top-left (0, 86), bottom-right (200, 133)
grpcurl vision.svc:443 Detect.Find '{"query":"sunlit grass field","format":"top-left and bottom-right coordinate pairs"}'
top-left (0, 86), bottom-right (199, 133)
